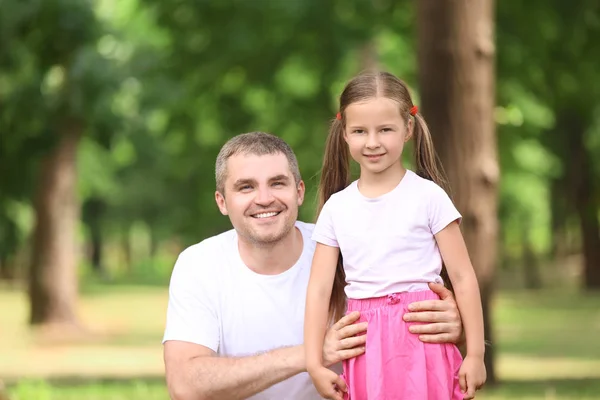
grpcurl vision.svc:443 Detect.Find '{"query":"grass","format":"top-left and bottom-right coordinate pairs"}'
top-left (6, 378), bottom-right (168, 400)
top-left (1, 284), bottom-right (599, 399)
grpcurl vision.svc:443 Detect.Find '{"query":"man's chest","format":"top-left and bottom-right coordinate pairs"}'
top-left (216, 275), bottom-right (309, 356)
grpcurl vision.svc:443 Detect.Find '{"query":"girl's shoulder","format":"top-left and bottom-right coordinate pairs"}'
top-left (326, 181), bottom-right (359, 203)
top-left (406, 171), bottom-right (449, 197)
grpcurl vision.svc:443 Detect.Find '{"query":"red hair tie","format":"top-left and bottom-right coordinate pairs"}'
top-left (336, 112), bottom-right (342, 120)
top-left (410, 105), bottom-right (418, 116)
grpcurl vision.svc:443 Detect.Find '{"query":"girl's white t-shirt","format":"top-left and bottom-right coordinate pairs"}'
top-left (312, 169), bottom-right (462, 300)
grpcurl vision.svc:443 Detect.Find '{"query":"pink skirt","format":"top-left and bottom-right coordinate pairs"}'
top-left (342, 290), bottom-right (464, 399)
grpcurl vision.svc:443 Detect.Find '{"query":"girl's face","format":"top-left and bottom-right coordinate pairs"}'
top-left (343, 96), bottom-right (413, 176)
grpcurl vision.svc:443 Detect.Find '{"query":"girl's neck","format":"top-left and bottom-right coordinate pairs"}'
top-left (358, 163), bottom-right (407, 198)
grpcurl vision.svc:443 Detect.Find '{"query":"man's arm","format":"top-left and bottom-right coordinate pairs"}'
top-left (164, 341), bottom-right (305, 400)
top-left (164, 313), bottom-right (367, 400)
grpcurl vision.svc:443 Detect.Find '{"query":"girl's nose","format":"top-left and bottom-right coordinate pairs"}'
top-left (366, 132), bottom-right (381, 149)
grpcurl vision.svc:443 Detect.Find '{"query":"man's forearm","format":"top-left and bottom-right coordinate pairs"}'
top-left (169, 345), bottom-right (306, 400)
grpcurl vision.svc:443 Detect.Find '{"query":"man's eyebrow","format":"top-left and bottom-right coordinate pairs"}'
top-left (270, 175), bottom-right (290, 182)
top-left (232, 175), bottom-right (290, 187)
top-left (232, 178), bottom-right (255, 187)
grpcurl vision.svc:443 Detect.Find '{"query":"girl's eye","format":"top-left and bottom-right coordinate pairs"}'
top-left (382, 128), bottom-right (392, 132)
top-left (353, 130), bottom-right (365, 134)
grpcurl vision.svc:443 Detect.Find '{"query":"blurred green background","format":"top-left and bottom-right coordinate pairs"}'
top-left (1, 0), bottom-right (599, 399)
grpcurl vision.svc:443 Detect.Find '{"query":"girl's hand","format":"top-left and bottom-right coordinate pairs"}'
top-left (322, 311), bottom-right (367, 366)
top-left (308, 366), bottom-right (347, 400)
top-left (458, 355), bottom-right (486, 399)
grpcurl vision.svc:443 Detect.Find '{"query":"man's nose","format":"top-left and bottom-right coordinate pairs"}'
top-left (255, 186), bottom-right (275, 205)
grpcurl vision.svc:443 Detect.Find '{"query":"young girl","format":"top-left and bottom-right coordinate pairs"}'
top-left (304, 71), bottom-right (486, 400)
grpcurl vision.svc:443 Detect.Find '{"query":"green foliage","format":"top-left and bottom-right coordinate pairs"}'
top-left (1, 2), bottom-right (599, 397)
top-left (496, 0), bottom-right (600, 263)
top-left (0, 0), bottom-right (125, 266)
top-left (0, 0), bottom-right (598, 284)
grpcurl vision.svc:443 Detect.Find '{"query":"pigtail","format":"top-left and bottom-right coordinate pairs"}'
top-left (412, 112), bottom-right (450, 194)
top-left (316, 116), bottom-right (351, 325)
top-left (412, 111), bottom-right (454, 292)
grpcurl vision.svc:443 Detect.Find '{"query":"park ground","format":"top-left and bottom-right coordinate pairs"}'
top-left (1, 283), bottom-right (599, 400)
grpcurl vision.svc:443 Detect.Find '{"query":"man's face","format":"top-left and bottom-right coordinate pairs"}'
top-left (215, 153), bottom-right (305, 246)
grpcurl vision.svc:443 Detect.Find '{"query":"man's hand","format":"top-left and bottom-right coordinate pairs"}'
top-left (322, 312), bottom-right (367, 367)
top-left (402, 282), bottom-right (464, 344)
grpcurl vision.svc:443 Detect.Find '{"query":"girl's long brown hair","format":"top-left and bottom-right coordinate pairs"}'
top-left (316, 71), bottom-right (452, 324)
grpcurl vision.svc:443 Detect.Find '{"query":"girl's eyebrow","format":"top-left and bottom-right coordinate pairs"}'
top-left (347, 123), bottom-right (400, 129)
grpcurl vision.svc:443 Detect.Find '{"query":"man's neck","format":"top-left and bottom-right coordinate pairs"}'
top-left (238, 226), bottom-right (304, 275)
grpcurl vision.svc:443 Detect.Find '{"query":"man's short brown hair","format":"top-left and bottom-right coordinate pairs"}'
top-left (215, 132), bottom-right (302, 194)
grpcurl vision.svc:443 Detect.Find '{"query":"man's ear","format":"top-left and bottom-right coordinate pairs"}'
top-left (215, 191), bottom-right (228, 215)
top-left (297, 180), bottom-right (306, 206)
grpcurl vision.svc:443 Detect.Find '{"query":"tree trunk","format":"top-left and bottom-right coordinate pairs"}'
top-left (149, 228), bottom-right (160, 260)
top-left (123, 228), bottom-right (132, 274)
top-left (417, 0), bottom-right (499, 385)
top-left (90, 226), bottom-right (102, 272)
top-left (580, 196), bottom-right (600, 289)
top-left (29, 120), bottom-right (82, 327)
top-left (522, 217), bottom-right (542, 289)
top-left (550, 178), bottom-right (570, 259)
top-left (0, 259), bottom-right (18, 282)
top-left (568, 119), bottom-right (600, 289)
top-left (0, 257), bottom-right (13, 281)
top-left (360, 40), bottom-right (379, 71)
top-left (0, 219), bottom-right (19, 281)
top-left (83, 198), bottom-right (106, 276)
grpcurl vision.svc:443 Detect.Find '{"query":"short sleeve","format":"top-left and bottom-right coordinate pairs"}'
top-left (162, 246), bottom-right (220, 352)
top-left (428, 184), bottom-right (462, 235)
top-left (311, 198), bottom-right (339, 247)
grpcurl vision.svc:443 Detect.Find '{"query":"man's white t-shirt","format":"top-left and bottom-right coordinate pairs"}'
top-left (162, 221), bottom-right (322, 400)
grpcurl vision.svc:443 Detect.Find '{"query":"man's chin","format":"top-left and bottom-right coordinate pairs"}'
top-left (248, 224), bottom-right (294, 245)
top-left (252, 229), bottom-right (285, 243)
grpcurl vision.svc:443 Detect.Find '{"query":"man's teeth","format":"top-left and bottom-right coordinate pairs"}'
top-left (253, 212), bottom-right (279, 218)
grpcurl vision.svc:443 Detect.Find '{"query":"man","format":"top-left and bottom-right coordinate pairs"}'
top-left (162, 132), bottom-right (466, 400)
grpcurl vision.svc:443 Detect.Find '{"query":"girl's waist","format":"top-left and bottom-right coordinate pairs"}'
top-left (346, 289), bottom-right (441, 312)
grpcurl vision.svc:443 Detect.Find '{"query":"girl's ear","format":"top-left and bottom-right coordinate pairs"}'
top-left (405, 118), bottom-right (414, 142)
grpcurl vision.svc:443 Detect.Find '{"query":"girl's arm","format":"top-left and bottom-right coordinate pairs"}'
top-left (434, 221), bottom-right (485, 359)
top-left (304, 242), bottom-right (341, 371)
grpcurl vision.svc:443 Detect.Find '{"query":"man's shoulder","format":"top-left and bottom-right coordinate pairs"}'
top-left (173, 228), bottom-right (236, 276)
top-left (181, 228), bottom-right (234, 255)
top-left (295, 220), bottom-right (317, 255)
top-left (295, 220), bottom-right (315, 236)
